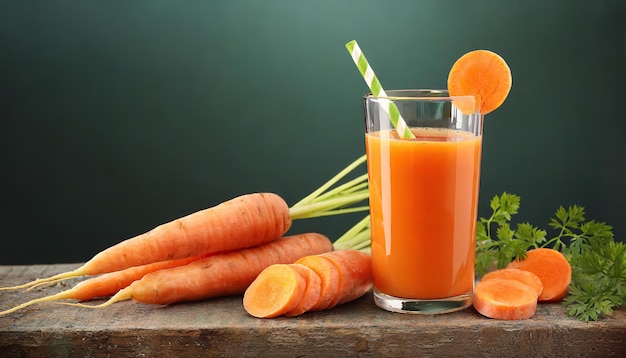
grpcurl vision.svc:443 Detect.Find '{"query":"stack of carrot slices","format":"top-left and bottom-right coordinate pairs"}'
top-left (243, 250), bottom-right (372, 318)
top-left (474, 248), bottom-right (572, 320)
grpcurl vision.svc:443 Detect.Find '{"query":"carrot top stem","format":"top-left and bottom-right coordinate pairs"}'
top-left (289, 192), bottom-right (369, 220)
top-left (288, 156), bottom-right (369, 220)
top-left (333, 215), bottom-right (371, 253)
top-left (310, 174), bottom-right (369, 203)
top-left (291, 155), bottom-right (367, 209)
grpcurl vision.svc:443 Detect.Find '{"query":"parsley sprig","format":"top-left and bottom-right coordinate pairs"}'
top-left (476, 192), bottom-right (626, 322)
top-left (553, 206), bottom-right (626, 322)
top-left (475, 192), bottom-right (546, 276)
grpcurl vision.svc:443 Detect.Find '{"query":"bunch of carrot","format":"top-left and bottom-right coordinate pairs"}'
top-left (0, 156), bottom-right (372, 316)
top-left (473, 248), bottom-right (572, 320)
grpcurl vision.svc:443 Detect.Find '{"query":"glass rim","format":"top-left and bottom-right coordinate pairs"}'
top-left (363, 89), bottom-right (475, 101)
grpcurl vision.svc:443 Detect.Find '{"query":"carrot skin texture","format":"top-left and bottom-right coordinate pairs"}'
top-left (0, 193), bottom-right (293, 291)
top-left (473, 278), bottom-right (538, 320)
top-left (293, 255), bottom-right (340, 311)
top-left (84, 193), bottom-right (291, 274)
top-left (319, 250), bottom-right (372, 308)
top-left (74, 255), bottom-right (210, 301)
top-left (506, 248), bottom-right (571, 302)
top-left (116, 233), bottom-right (332, 305)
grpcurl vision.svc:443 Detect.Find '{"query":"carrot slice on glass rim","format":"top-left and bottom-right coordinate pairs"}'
top-left (448, 49), bottom-right (512, 115)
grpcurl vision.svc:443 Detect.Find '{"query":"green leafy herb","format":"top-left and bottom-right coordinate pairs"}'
top-left (547, 205), bottom-right (625, 322)
top-left (563, 242), bottom-right (626, 322)
top-left (476, 192), bottom-right (626, 322)
top-left (475, 192), bottom-right (546, 276)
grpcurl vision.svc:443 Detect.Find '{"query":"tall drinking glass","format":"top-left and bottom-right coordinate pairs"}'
top-left (364, 90), bottom-right (483, 314)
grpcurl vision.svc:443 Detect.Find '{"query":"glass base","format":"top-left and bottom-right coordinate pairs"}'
top-left (373, 289), bottom-right (473, 314)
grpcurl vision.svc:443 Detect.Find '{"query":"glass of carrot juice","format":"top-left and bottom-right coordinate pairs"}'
top-left (364, 89), bottom-right (483, 314)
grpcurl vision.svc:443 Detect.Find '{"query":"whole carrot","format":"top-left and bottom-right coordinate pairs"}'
top-left (1, 193), bottom-right (292, 290)
top-left (0, 254), bottom-right (209, 316)
top-left (66, 232), bottom-right (333, 308)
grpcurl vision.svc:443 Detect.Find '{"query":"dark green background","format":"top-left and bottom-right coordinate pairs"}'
top-left (1, 1), bottom-right (624, 265)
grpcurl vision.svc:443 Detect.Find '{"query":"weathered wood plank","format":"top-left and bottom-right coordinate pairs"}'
top-left (1, 264), bottom-right (625, 357)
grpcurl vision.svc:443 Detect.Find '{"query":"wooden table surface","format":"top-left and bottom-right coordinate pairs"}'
top-left (1, 264), bottom-right (625, 357)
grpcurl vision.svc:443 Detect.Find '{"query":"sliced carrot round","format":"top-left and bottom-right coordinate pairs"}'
top-left (507, 248), bottom-right (571, 302)
top-left (284, 264), bottom-right (322, 317)
top-left (473, 278), bottom-right (538, 320)
top-left (243, 264), bottom-right (306, 318)
top-left (294, 255), bottom-right (340, 311)
top-left (319, 250), bottom-right (372, 309)
top-left (480, 268), bottom-right (544, 297)
top-left (447, 49), bottom-right (512, 115)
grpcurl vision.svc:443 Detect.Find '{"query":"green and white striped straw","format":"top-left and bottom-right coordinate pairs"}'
top-left (345, 40), bottom-right (414, 139)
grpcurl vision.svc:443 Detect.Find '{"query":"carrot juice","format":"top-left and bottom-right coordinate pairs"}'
top-left (366, 127), bottom-right (482, 300)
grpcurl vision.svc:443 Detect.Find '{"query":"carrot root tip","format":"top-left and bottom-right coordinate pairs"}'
top-left (0, 268), bottom-right (86, 291)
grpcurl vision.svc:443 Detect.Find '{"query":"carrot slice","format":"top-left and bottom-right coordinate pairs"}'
top-left (294, 255), bottom-right (340, 311)
top-left (243, 264), bottom-right (306, 318)
top-left (480, 268), bottom-right (544, 297)
top-left (284, 264), bottom-right (322, 317)
top-left (507, 248), bottom-right (571, 302)
top-left (473, 278), bottom-right (538, 320)
top-left (549, 285), bottom-right (570, 302)
top-left (447, 49), bottom-right (512, 114)
top-left (319, 250), bottom-right (372, 309)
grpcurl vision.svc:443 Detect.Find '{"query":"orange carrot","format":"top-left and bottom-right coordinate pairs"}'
top-left (0, 254), bottom-right (208, 316)
top-left (447, 49), bottom-right (512, 114)
top-left (244, 249), bottom-right (372, 318)
top-left (244, 264), bottom-right (308, 318)
top-left (319, 250), bottom-right (372, 308)
top-left (480, 268), bottom-right (544, 297)
top-left (64, 233), bottom-right (332, 308)
top-left (293, 255), bottom-right (339, 311)
top-left (284, 264), bottom-right (322, 317)
top-left (473, 278), bottom-right (538, 320)
top-left (1, 193), bottom-right (292, 291)
top-left (507, 248), bottom-right (571, 302)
